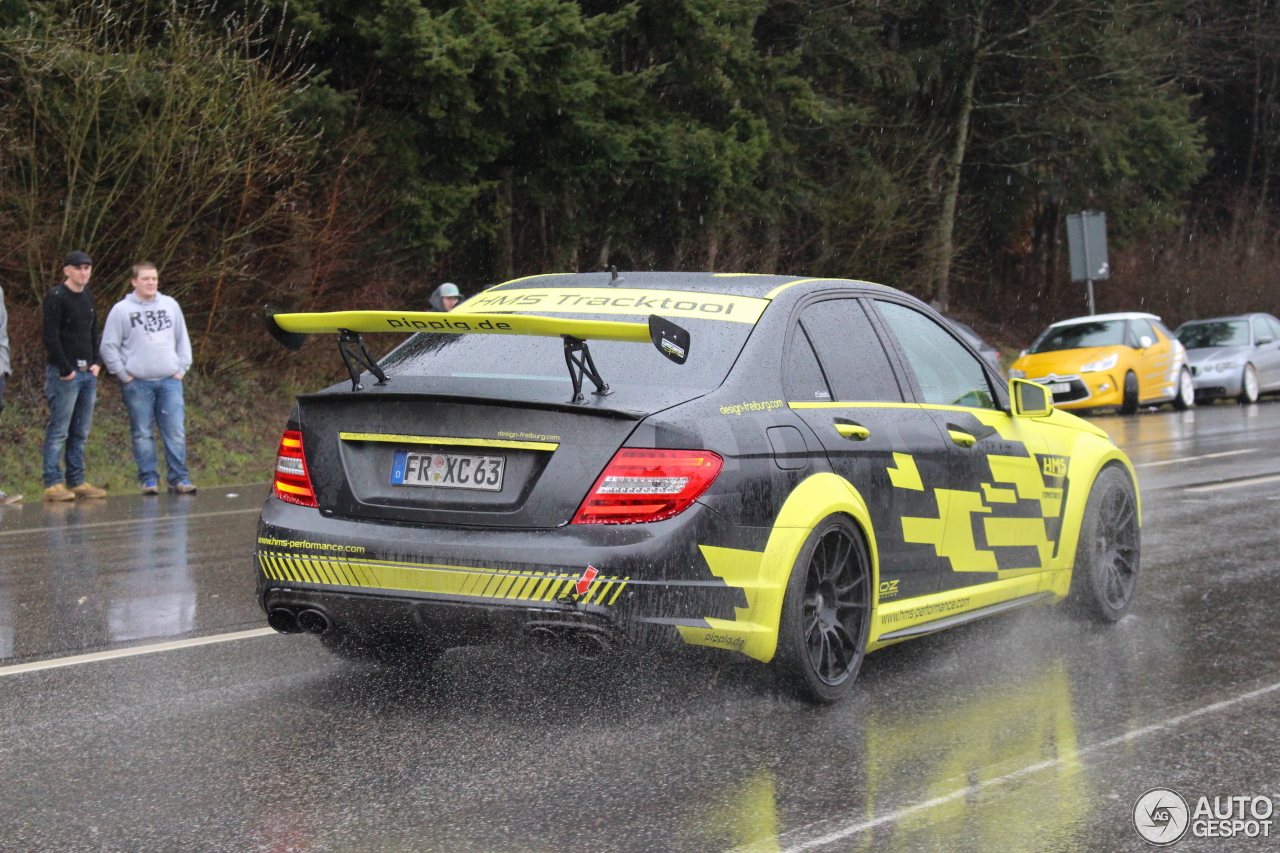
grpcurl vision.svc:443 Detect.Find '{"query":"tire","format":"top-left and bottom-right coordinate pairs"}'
top-left (1172, 367), bottom-right (1195, 410)
top-left (1237, 364), bottom-right (1259, 404)
top-left (1118, 371), bottom-right (1139, 415)
top-left (320, 627), bottom-right (444, 669)
top-left (772, 516), bottom-right (873, 703)
top-left (1069, 466), bottom-right (1141, 622)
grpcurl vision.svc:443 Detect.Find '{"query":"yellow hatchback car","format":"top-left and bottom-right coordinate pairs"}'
top-left (1010, 312), bottom-right (1194, 415)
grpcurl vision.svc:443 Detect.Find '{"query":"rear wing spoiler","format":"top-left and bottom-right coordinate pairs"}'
top-left (265, 307), bottom-right (690, 402)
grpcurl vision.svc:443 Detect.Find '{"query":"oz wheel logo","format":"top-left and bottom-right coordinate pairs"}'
top-left (1134, 788), bottom-right (1190, 846)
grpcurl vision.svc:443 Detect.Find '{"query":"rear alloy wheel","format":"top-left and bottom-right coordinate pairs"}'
top-left (1118, 371), bottom-right (1139, 416)
top-left (773, 516), bottom-right (872, 703)
top-left (1070, 467), bottom-right (1141, 621)
top-left (1238, 364), bottom-right (1260, 404)
top-left (1172, 367), bottom-right (1196, 410)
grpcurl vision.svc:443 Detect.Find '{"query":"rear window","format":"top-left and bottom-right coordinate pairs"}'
top-left (1177, 321), bottom-right (1249, 349)
top-left (1031, 320), bottom-right (1126, 354)
top-left (380, 312), bottom-right (756, 392)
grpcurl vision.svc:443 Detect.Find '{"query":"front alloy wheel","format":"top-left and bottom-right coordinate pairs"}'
top-left (1070, 467), bottom-right (1141, 621)
top-left (774, 517), bottom-right (872, 703)
top-left (1238, 364), bottom-right (1259, 404)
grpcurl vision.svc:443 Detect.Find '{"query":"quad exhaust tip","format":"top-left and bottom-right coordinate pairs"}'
top-left (267, 608), bottom-right (300, 634)
top-left (267, 607), bottom-right (331, 635)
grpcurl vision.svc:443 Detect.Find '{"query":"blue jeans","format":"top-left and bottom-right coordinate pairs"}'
top-left (121, 377), bottom-right (189, 485)
top-left (42, 366), bottom-right (97, 487)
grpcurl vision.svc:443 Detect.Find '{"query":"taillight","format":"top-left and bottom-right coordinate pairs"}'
top-left (273, 429), bottom-right (318, 508)
top-left (571, 448), bottom-right (723, 524)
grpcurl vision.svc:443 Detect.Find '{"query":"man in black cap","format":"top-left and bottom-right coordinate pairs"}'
top-left (41, 250), bottom-right (108, 501)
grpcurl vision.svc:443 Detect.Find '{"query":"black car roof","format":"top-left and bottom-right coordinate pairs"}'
top-left (485, 271), bottom-right (895, 300)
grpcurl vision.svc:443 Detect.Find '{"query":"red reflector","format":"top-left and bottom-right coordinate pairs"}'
top-left (273, 429), bottom-right (318, 508)
top-left (571, 448), bottom-right (723, 525)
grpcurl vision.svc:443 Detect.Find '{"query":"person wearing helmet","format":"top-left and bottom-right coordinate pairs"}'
top-left (430, 282), bottom-right (462, 312)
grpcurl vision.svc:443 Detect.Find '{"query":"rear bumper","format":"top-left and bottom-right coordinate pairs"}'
top-left (255, 496), bottom-right (768, 651)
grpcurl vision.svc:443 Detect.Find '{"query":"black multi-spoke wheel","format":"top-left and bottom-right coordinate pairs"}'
top-left (774, 516), bottom-right (872, 702)
top-left (1070, 466), bottom-right (1141, 621)
top-left (1119, 371), bottom-right (1140, 415)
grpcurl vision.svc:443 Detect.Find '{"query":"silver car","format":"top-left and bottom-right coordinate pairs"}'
top-left (1175, 313), bottom-right (1280, 403)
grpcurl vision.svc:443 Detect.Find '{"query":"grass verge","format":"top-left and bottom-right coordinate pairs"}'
top-left (0, 371), bottom-right (300, 500)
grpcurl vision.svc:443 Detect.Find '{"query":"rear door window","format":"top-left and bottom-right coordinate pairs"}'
top-left (783, 327), bottom-right (833, 402)
top-left (797, 299), bottom-right (903, 402)
top-left (873, 301), bottom-right (998, 409)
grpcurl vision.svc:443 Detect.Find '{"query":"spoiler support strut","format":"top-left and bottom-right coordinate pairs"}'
top-left (562, 336), bottom-right (611, 403)
top-left (338, 329), bottom-right (391, 392)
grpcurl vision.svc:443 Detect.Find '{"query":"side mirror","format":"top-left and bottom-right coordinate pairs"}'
top-left (1256, 336), bottom-right (1274, 346)
top-left (1138, 335), bottom-right (1153, 349)
top-left (1010, 379), bottom-right (1054, 418)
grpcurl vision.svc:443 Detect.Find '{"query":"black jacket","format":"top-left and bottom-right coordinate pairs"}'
top-left (43, 283), bottom-right (100, 376)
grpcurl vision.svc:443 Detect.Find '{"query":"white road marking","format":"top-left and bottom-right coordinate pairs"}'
top-left (772, 678), bottom-right (1280, 853)
top-left (1134, 448), bottom-right (1258, 468)
top-left (1184, 473), bottom-right (1280, 493)
top-left (0, 628), bottom-right (277, 677)
top-left (0, 507), bottom-right (261, 538)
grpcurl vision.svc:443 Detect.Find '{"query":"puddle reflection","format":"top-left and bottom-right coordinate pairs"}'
top-left (688, 662), bottom-right (1084, 853)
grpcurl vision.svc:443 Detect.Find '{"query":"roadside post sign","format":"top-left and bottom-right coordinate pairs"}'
top-left (1066, 211), bottom-right (1109, 315)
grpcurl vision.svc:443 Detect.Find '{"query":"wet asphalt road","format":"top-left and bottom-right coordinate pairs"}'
top-left (2, 402), bottom-right (1279, 852)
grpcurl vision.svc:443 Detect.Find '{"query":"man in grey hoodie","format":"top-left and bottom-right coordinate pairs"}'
top-left (100, 262), bottom-right (196, 494)
top-left (0, 283), bottom-right (21, 503)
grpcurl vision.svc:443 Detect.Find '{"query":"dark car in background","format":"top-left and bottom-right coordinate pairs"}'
top-left (1175, 313), bottom-right (1280, 404)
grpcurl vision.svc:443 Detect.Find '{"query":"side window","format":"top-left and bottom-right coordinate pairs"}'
top-left (1152, 320), bottom-right (1175, 341)
top-left (799, 299), bottom-right (903, 402)
top-left (783, 327), bottom-right (833, 402)
top-left (1128, 318), bottom-right (1156, 348)
top-left (1266, 316), bottom-right (1280, 340)
top-left (874, 301), bottom-right (997, 409)
top-left (1252, 317), bottom-right (1269, 343)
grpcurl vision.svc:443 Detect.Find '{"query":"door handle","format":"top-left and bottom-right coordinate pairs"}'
top-left (947, 429), bottom-right (977, 448)
top-left (835, 424), bottom-right (871, 441)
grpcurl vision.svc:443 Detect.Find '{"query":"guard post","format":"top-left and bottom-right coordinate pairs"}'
top-left (1066, 211), bottom-right (1109, 315)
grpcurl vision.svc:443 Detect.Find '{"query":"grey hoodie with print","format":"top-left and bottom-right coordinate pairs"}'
top-left (100, 291), bottom-right (193, 381)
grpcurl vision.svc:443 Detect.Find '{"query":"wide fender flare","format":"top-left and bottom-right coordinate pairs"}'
top-left (749, 473), bottom-right (879, 663)
top-left (1055, 448), bottom-right (1141, 573)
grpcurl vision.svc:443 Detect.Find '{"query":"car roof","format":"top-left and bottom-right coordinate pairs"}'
top-left (1177, 313), bottom-right (1274, 326)
top-left (483, 271), bottom-right (897, 300)
top-left (1048, 311), bottom-right (1161, 328)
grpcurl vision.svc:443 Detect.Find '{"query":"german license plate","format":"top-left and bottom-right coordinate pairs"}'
top-left (391, 450), bottom-right (505, 491)
top-left (1048, 382), bottom-right (1071, 394)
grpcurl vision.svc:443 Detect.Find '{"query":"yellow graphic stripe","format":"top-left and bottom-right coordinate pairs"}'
top-left (258, 551), bottom-right (628, 605)
top-left (455, 288), bottom-right (768, 324)
top-left (339, 432), bottom-right (558, 452)
top-left (272, 310), bottom-right (652, 343)
top-left (887, 453), bottom-right (924, 491)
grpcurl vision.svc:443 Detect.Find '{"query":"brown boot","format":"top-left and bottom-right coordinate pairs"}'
top-left (70, 482), bottom-right (108, 499)
top-left (43, 484), bottom-right (76, 502)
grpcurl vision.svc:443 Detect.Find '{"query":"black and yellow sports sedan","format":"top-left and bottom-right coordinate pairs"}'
top-left (256, 272), bottom-right (1140, 702)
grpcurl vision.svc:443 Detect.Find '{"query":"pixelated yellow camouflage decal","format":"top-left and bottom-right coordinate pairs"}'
top-left (894, 418), bottom-right (1069, 579)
